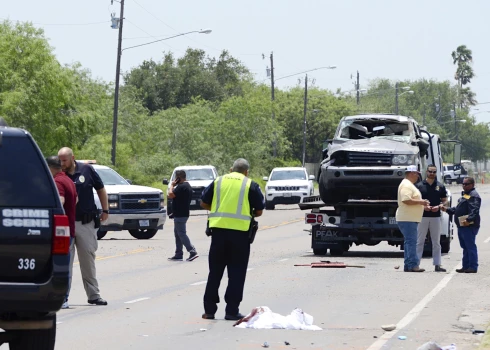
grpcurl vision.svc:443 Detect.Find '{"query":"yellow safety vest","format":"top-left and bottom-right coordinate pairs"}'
top-left (208, 172), bottom-right (252, 231)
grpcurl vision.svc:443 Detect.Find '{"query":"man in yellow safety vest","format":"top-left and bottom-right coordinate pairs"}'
top-left (200, 158), bottom-right (265, 321)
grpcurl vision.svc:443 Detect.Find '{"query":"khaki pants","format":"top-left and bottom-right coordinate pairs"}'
top-left (69, 221), bottom-right (100, 300)
top-left (416, 217), bottom-right (442, 266)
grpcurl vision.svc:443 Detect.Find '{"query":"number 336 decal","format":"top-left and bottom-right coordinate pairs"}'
top-left (18, 258), bottom-right (36, 270)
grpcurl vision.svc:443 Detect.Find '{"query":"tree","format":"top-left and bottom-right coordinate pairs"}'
top-left (451, 45), bottom-right (476, 107)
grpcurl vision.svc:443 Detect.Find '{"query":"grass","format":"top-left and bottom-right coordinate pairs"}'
top-left (479, 325), bottom-right (490, 349)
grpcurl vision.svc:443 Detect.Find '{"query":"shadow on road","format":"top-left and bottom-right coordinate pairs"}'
top-left (301, 251), bottom-right (404, 259)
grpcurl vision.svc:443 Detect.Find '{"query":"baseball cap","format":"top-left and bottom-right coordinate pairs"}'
top-left (45, 156), bottom-right (62, 169)
top-left (405, 165), bottom-right (420, 173)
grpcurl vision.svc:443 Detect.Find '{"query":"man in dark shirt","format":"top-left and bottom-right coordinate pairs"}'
top-left (200, 158), bottom-right (265, 321)
top-left (46, 156), bottom-right (78, 309)
top-left (167, 170), bottom-right (198, 262)
top-left (416, 164), bottom-right (448, 272)
top-left (443, 177), bottom-right (481, 273)
top-left (58, 147), bottom-right (109, 305)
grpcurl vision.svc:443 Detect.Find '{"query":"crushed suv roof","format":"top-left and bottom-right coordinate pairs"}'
top-left (343, 114), bottom-right (413, 122)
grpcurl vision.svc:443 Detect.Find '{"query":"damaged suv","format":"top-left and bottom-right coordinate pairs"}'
top-left (318, 115), bottom-right (429, 205)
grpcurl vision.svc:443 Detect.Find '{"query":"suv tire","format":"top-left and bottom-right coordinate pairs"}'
top-left (313, 248), bottom-right (327, 255)
top-left (9, 315), bottom-right (56, 350)
top-left (265, 201), bottom-right (275, 210)
top-left (129, 229), bottom-right (158, 239)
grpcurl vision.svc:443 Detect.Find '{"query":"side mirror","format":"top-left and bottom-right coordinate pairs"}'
top-left (162, 179), bottom-right (169, 185)
top-left (417, 138), bottom-right (430, 157)
top-left (453, 143), bottom-right (462, 166)
top-left (308, 175), bottom-right (315, 180)
top-left (262, 176), bottom-right (268, 181)
top-left (126, 179), bottom-right (133, 185)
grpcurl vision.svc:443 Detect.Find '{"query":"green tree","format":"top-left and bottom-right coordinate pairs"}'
top-left (451, 45), bottom-right (476, 108)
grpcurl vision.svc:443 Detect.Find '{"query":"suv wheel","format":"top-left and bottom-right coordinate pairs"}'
top-left (129, 229), bottom-right (158, 239)
top-left (265, 201), bottom-right (275, 210)
top-left (313, 248), bottom-right (327, 255)
top-left (9, 315), bottom-right (56, 350)
top-left (97, 230), bottom-right (107, 240)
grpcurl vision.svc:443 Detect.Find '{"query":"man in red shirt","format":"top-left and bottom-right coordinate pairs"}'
top-left (46, 156), bottom-right (78, 309)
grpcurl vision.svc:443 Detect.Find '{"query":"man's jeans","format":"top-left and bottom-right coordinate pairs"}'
top-left (174, 217), bottom-right (196, 258)
top-left (458, 226), bottom-right (479, 270)
top-left (398, 221), bottom-right (420, 270)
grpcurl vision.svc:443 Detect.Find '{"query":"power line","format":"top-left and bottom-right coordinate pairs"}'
top-left (0, 18), bottom-right (110, 26)
top-left (124, 19), bottom-right (175, 49)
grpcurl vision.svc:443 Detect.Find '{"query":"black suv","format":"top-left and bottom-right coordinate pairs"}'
top-left (0, 122), bottom-right (70, 349)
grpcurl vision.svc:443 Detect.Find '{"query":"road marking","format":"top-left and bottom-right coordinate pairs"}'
top-left (258, 218), bottom-right (304, 231)
top-left (279, 258), bottom-right (289, 262)
top-left (124, 297), bottom-right (150, 304)
top-left (190, 281), bottom-right (207, 286)
top-left (56, 322), bottom-right (62, 325)
top-left (484, 236), bottom-right (490, 244)
top-left (366, 267), bottom-right (457, 350)
top-left (74, 248), bottom-right (154, 265)
top-left (247, 268), bottom-right (254, 271)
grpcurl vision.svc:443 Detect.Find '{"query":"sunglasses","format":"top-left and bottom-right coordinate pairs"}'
top-left (427, 171), bottom-right (437, 174)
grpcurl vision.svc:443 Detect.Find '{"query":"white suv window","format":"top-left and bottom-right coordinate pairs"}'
top-left (270, 170), bottom-right (307, 181)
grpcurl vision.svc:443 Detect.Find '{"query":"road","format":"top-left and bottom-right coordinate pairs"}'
top-left (6, 184), bottom-right (490, 349)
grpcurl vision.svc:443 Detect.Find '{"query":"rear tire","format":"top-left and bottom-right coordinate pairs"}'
top-left (265, 201), bottom-right (275, 210)
top-left (313, 248), bottom-right (327, 255)
top-left (97, 230), bottom-right (107, 240)
top-left (129, 229), bottom-right (158, 239)
top-left (9, 315), bottom-right (56, 350)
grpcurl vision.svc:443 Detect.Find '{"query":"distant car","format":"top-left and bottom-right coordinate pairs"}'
top-left (263, 167), bottom-right (315, 210)
top-left (443, 163), bottom-right (468, 184)
top-left (78, 161), bottom-right (166, 240)
top-left (163, 165), bottom-right (218, 214)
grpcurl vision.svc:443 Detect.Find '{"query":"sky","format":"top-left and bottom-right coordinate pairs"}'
top-left (3, 0), bottom-right (490, 121)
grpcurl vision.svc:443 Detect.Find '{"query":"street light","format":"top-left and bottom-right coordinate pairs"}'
top-left (395, 82), bottom-right (413, 115)
top-left (110, 29), bottom-right (212, 166)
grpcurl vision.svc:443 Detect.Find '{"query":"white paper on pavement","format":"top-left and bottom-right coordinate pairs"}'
top-left (234, 306), bottom-right (322, 330)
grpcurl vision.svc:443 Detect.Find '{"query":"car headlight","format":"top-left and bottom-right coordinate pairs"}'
top-left (392, 155), bottom-right (415, 165)
top-left (108, 194), bottom-right (119, 209)
top-left (160, 192), bottom-right (165, 207)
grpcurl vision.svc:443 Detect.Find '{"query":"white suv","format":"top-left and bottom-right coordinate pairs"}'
top-left (263, 167), bottom-right (315, 210)
top-left (80, 162), bottom-right (166, 240)
top-left (163, 165), bottom-right (218, 214)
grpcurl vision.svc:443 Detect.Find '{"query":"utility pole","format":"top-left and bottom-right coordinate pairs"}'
top-left (453, 102), bottom-right (458, 139)
top-left (356, 70), bottom-right (360, 105)
top-left (395, 82), bottom-right (399, 115)
top-left (111, 0), bottom-right (124, 166)
top-left (302, 74), bottom-right (308, 167)
top-left (423, 103), bottom-right (426, 126)
top-left (270, 52), bottom-right (276, 157)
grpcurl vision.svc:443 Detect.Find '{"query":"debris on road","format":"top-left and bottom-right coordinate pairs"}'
top-left (294, 261), bottom-right (365, 268)
top-left (394, 266), bottom-right (400, 269)
top-left (199, 328), bottom-right (207, 331)
top-left (398, 335), bottom-right (407, 340)
top-left (233, 306), bottom-right (322, 330)
top-left (417, 341), bottom-right (457, 350)
top-left (262, 341), bottom-right (269, 348)
top-left (381, 324), bottom-right (396, 331)
top-left (284, 341), bottom-right (290, 345)
top-left (472, 329), bottom-right (485, 334)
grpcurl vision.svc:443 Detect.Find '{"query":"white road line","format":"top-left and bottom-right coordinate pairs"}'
top-left (279, 258), bottom-right (289, 262)
top-left (247, 268), bottom-right (254, 271)
top-left (366, 267), bottom-right (457, 350)
top-left (124, 297), bottom-right (150, 304)
top-left (190, 281), bottom-right (207, 286)
top-left (484, 236), bottom-right (490, 244)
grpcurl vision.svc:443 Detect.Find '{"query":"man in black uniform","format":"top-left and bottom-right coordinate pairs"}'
top-left (416, 164), bottom-right (448, 272)
top-left (58, 147), bottom-right (109, 305)
top-left (200, 158), bottom-right (264, 321)
top-left (442, 177), bottom-right (481, 273)
top-left (167, 170), bottom-right (198, 262)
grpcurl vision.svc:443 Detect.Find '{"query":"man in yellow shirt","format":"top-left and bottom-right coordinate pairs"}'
top-left (396, 165), bottom-right (430, 272)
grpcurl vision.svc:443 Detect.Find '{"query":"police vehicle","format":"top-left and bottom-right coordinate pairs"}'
top-left (0, 120), bottom-right (69, 349)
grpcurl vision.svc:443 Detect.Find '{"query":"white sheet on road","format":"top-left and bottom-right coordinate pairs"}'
top-left (234, 306), bottom-right (322, 330)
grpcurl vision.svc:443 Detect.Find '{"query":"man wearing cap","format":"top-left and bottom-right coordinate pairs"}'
top-left (416, 164), bottom-right (448, 272)
top-left (46, 156), bottom-right (78, 308)
top-left (396, 165), bottom-right (430, 272)
top-left (442, 177), bottom-right (481, 273)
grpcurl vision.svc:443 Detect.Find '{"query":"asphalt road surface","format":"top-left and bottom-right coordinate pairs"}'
top-left (5, 184), bottom-right (490, 350)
